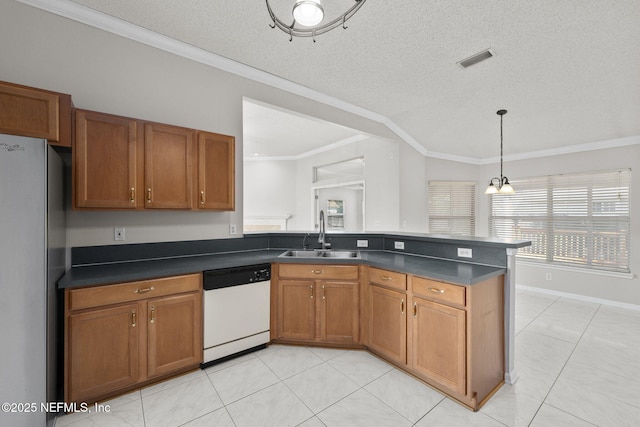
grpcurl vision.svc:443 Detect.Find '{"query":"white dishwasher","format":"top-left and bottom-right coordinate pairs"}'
top-left (202, 263), bottom-right (271, 366)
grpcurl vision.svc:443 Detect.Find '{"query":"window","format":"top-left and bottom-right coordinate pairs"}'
top-left (489, 169), bottom-right (631, 273)
top-left (429, 181), bottom-right (475, 236)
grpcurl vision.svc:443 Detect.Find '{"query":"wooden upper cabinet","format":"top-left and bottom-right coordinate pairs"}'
top-left (0, 80), bottom-right (72, 146)
top-left (197, 131), bottom-right (235, 210)
top-left (74, 110), bottom-right (140, 209)
top-left (72, 107), bottom-right (234, 210)
top-left (144, 123), bottom-right (194, 209)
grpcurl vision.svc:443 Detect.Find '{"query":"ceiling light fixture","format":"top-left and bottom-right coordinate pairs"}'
top-left (485, 109), bottom-right (515, 195)
top-left (266, 0), bottom-right (367, 42)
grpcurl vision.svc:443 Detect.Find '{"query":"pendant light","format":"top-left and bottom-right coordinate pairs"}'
top-left (485, 109), bottom-right (515, 195)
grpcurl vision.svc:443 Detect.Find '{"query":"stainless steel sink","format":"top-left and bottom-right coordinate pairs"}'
top-left (321, 250), bottom-right (360, 258)
top-left (278, 250), bottom-right (360, 259)
top-left (279, 250), bottom-right (323, 258)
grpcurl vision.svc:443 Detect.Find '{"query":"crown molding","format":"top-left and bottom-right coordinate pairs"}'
top-left (245, 134), bottom-right (369, 161)
top-left (475, 134), bottom-right (640, 165)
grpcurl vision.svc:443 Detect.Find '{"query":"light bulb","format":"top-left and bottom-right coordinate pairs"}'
top-left (293, 0), bottom-right (324, 26)
top-left (499, 183), bottom-right (515, 194)
top-left (485, 182), bottom-right (499, 195)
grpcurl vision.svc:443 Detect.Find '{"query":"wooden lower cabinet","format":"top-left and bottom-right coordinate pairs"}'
top-left (67, 303), bottom-right (140, 403)
top-left (273, 264), bottom-right (359, 345)
top-left (368, 284), bottom-right (406, 365)
top-left (405, 274), bottom-right (504, 410)
top-left (65, 274), bottom-right (202, 404)
top-left (278, 279), bottom-right (316, 341)
top-left (319, 281), bottom-right (359, 343)
top-left (364, 268), bottom-right (504, 411)
top-left (409, 296), bottom-right (466, 395)
top-left (147, 293), bottom-right (202, 378)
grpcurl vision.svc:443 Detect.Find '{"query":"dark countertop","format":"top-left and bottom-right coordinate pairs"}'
top-left (58, 249), bottom-right (506, 289)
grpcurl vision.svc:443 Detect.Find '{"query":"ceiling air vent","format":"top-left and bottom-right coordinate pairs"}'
top-left (457, 48), bottom-right (494, 68)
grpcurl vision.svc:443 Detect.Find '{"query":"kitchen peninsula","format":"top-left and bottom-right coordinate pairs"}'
top-left (59, 232), bottom-right (530, 410)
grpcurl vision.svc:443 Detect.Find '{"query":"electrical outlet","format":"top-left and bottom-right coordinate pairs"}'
top-left (457, 248), bottom-right (473, 258)
top-left (114, 227), bottom-right (125, 241)
top-left (394, 241), bottom-right (405, 250)
top-left (357, 240), bottom-right (369, 248)
top-left (229, 224), bottom-right (237, 235)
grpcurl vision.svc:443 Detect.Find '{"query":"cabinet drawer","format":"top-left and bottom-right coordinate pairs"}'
top-left (411, 276), bottom-right (465, 308)
top-left (368, 267), bottom-right (406, 291)
top-left (68, 273), bottom-right (202, 311)
top-left (278, 264), bottom-right (358, 280)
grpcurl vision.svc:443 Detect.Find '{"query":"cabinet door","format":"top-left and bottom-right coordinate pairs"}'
top-left (75, 110), bottom-right (139, 208)
top-left (319, 281), bottom-right (359, 343)
top-left (277, 280), bottom-right (316, 341)
top-left (197, 131), bottom-right (235, 210)
top-left (144, 123), bottom-right (193, 209)
top-left (410, 297), bottom-right (466, 395)
top-left (147, 292), bottom-right (202, 378)
top-left (368, 285), bottom-right (406, 365)
top-left (0, 81), bottom-right (59, 140)
top-left (67, 303), bottom-right (140, 403)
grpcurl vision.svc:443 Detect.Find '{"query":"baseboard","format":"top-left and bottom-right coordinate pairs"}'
top-left (516, 284), bottom-right (640, 312)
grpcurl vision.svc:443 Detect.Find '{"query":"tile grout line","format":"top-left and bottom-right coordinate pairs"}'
top-left (526, 302), bottom-right (604, 426)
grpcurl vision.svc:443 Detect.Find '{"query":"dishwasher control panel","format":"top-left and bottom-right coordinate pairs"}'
top-left (203, 264), bottom-right (271, 291)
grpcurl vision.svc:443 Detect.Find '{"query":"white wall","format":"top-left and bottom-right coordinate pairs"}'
top-left (257, 136), bottom-right (400, 231)
top-left (243, 159), bottom-right (297, 227)
top-left (0, 0), bottom-right (393, 246)
top-left (399, 141), bottom-right (427, 232)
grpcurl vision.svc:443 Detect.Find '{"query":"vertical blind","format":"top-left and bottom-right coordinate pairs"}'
top-left (429, 181), bottom-right (476, 236)
top-left (489, 169), bottom-right (631, 273)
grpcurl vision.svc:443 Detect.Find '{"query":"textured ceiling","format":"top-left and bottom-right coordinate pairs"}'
top-left (54, 1), bottom-right (640, 159)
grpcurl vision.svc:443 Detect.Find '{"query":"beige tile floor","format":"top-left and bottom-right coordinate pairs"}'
top-left (56, 288), bottom-right (640, 426)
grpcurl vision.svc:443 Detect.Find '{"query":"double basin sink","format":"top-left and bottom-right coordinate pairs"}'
top-left (279, 250), bottom-right (361, 259)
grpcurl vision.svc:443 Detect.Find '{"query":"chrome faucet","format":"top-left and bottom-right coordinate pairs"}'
top-left (318, 210), bottom-right (330, 250)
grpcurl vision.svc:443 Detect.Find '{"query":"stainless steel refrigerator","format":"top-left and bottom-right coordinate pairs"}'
top-left (0, 134), bottom-right (65, 427)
